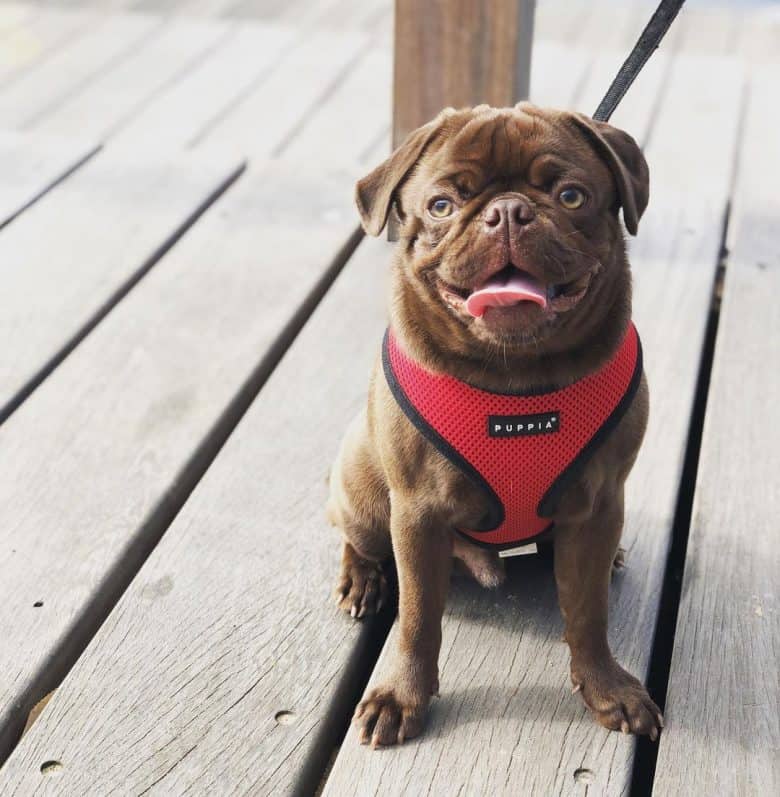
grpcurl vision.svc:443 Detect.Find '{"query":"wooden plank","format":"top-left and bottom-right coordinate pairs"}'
top-left (652, 65), bottom-right (780, 797)
top-left (0, 159), bottom-right (360, 769)
top-left (320, 0), bottom-right (391, 32)
top-left (0, 6), bottom-right (93, 86)
top-left (735, 4), bottom-right (780, 64)
top-left (0, 10), bottom-right (656, 794)
top-left (529, 41), bottom-right (593, 109)
top-left (30, 17), bottom-right (231, 139)
top-left (392, 0), bottom-right (535, 147)
top-left (193, 28), bottom-right (367, 156)
top-left (108, 22), bottom-right (296, 151)
top-left (320, 53), bottom-right (745, 797)
top-left (533, 0), bottom-right (589, 42)
top-left (0, 149), bottom-right (242, 421)
top-left (280, 40), bottom-right (392, 167)
top-left (0, 132), bottom-right (97, 229)
top-left (0, 236), bottom-right (386, 795)
top-left (575, 3), bottom-right (678, 121)
top-left (0, 12), bottom-right (162, 129)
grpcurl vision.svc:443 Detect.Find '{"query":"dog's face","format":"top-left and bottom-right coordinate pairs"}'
top-left (356, 104), bottom-right (649, 354)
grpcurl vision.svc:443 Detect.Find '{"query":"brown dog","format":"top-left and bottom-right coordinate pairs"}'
top-left (327, 102), bottom-right (662, 747)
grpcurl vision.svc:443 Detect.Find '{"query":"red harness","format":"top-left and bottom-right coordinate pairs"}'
top-left (383, 324), bottom-right (642, 549)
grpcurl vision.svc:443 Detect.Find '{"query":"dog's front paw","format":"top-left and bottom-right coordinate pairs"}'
top-left (354, 685), bottom-right (429, 748)
top-left (334, 554), bottom-right (388, 619)
top-left (571, 659), bottom-right (663, 739)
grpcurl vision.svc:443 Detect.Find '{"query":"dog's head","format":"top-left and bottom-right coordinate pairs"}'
top-left (356, 103), bottom-right (648, 356)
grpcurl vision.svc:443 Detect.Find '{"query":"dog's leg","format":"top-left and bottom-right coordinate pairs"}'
top-left (553, 490), bottom-right (663, 739)
top-left (353, 502), bottom-right (451, 747)
top-left (329, 408), bottom-right (393, 618)
top-left (452, 534), bottom-right (506, 588)
top-left (334, 540), bottom-right (389, 618)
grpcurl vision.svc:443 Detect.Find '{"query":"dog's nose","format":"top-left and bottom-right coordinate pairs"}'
top-left (483, 196), bottom-right (535, 230)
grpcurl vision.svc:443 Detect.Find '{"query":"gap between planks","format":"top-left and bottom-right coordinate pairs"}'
top-left (0, 159), bottom-right (246, 425)
top-left (0, 168), bottom-right (366, 765)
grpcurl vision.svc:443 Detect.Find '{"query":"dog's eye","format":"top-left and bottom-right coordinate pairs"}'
top-left (429, 198), bottom-right (454, 218)
top-left (558, 187), bottom-right (587, 210)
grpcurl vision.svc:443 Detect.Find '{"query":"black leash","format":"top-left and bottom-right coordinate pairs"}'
top-left (593, 0), bottom-right (686, 123)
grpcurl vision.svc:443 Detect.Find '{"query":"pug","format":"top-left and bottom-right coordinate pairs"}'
top-left (327, 102), bottom-right (662, 748)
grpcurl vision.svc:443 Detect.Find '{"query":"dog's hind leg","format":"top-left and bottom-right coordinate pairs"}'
top-left (328, 409), bottom-right (392, 618)
top-left (452, 534), bottom-right (506, 588)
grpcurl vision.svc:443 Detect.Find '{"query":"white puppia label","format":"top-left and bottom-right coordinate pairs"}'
top-left (488, 412), bottom-right (560, 437)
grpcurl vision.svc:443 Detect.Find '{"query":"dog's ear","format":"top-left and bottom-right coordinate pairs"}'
top-left (568, 113), bottom-right (649, 235)
top-left (355, 110), bottom-right (452, 236)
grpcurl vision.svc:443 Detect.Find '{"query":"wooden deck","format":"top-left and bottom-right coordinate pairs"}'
top-left (0, 1), bottom-right (777, 795)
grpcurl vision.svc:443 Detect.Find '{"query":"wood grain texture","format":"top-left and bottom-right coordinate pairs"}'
top-left (652, 65), bottom-right (780, 797)
top-left (0, 131), bottom-right (96, 228)
top-left (0, 11), bottom-right (161, 127)
top-left (0, 240), bottom-right (391, 797)
top-left (0, 149), bottom-right (240, 420)
top-left (0, 160), bottom-right (360, 769)
top-left (392, 0), bottom-right (535, 146)
top-left (321, 52), bottom-right (745, 797)
top-left (30, 16), bottom-right (231, 140)
top-left (108, 21), bottom-right (296, 152)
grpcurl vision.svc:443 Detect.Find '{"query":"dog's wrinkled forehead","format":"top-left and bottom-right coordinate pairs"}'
top-left (413, 105), bottom-right (603, 191)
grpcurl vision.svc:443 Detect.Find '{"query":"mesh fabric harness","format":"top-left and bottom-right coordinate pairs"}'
top-left (383, 324), bottom-right (643, 549)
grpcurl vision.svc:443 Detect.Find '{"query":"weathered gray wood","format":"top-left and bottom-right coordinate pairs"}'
top-left (280, 40), bottom-right (392, 167)
top-left (0, 149), bottom-right (241, 421)
top-left (0, 132), bottom-right (96, 229)
top-left (0, 160), bottom-right (360, 769)
top-left (0, 232), bottom-right (390, 796)
top-left (0, 6), bottom-right (93, 86)
top-left (0, 14), bottom-right (661, 795)
top-left (193, 28), bottom-right (367, 155)
top-left (653, 65), bottom-right (780, 797)
top-left (0, 12), bottom-right (161, 128)
top-left (321, 51), bottom-right (745, 797)
top-left (108, 22), bottom-right (296, 151)
top-left (30, 17), bottom-right (230, 139)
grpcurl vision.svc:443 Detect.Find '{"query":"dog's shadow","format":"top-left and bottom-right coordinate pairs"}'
top-left (429, 681), bottom-right (586, 730)
top-left (447, 551), bottom-right (562, 630)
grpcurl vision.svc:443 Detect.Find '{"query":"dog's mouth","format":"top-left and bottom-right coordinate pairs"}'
top-left (435, 263), bottom-right (593, 318)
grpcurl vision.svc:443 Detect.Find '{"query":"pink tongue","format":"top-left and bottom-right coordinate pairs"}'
top-left (465, 270), bottom-right (548, 317)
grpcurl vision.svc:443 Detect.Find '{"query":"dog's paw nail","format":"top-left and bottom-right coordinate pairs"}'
top-left (621, 720), bottom-right (630, 734)
top-left (397, 728), bottom-right (405, 744)
top-left (572, 683), bottom-right (582, 694)
top-left (350, 605), bottom-right (358, 618)
top-left (656, 712), bottom-right (665, 728)
top-left (650, 726), bottom-right (659, 742)
top-left (370, 734), bottom-right (382, 750)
